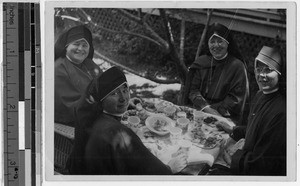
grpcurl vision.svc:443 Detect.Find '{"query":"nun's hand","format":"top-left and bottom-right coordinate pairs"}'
top-left (202, 106), bottom-right (222, 116)
top-left (223, 149), bottom-right (232, 165)
top-left (168, 153), bottom-right (188, 174)
top-left (215, 121), bottom-right (233, 134)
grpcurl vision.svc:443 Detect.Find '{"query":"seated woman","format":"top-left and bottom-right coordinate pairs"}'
top-left (182, 23), bottom-right (249, 124)
top-left (213, 46), bottom-right (286, 175)
top-left (55, 25), bottom-right (102, 126)
top-left (67, 66), bottom-right (187, 175)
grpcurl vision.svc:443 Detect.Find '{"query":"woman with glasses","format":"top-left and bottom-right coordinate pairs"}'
top-left (182, 22), bottom-right (249, 124)
top-left (214, 46), bottom-right (286, 175)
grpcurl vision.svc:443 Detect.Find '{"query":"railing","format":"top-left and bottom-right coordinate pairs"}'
top-left (141, 8), bottom-right (286, 40)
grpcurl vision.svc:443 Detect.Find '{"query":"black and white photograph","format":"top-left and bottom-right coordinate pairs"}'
top-left (43, 0), bottom-right (297, 183)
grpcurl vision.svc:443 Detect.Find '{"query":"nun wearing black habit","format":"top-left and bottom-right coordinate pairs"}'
top-left (55, 25), bottom-right (102, 127)
top-left (182, 22), bottom-right (249, 125)
top-left (67, 67), bottom-right (188, 175)
top-left (212, 46), bottom-right (286, 175)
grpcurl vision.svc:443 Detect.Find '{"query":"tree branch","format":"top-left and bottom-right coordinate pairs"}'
top-left (138, 8), bottom-right (143, 20)
top-left (195, 9), bottom-right (213, 61)
top-left (117, 9), bottom-right (170, 52)
top-left (94, 50), bottom-right (180, 84)
top-left (160, 9), bottom-right (188, 83)
top-left (179, 18), bottom-right (186, 63)
top-left (78, 8), bottom-right (165, 48)
top-left (116, 9), bottom-right (143, 24)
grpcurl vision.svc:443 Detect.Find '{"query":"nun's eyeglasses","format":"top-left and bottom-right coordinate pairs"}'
top-left (255, 66), bottom-right (274, 74)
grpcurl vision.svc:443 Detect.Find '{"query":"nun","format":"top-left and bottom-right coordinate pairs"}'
top-left (183, 22), bottom-right (249, 124)
top-left (67, 66), bottom-right (187, 175)
top-left (55, 25), bottom-right (102, 126)
top-left (215, 46), bottom-right (286, 175)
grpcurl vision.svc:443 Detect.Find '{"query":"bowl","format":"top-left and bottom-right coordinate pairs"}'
top-left (163, 106), bottom-right (176, 117)
top-left (145, 114), bottom-right (175, 135)
top-left (127, 116), bottom-right (140, 126)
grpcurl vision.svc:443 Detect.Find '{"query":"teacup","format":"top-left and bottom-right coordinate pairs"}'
top-left (176, 117), bottom-right (190, 130)
top-left (163, 106), bottom-right (176, 118)
top-left (193, 110), bottom-right (205, 123)
top-left (178, 139), bottom-right (192, 151)
top-left (127, 116), bottom-right (140, 126)
top-left (169, 127), bottom-right (182, 144)
top-left (176, 111), bottom-right (187, 118)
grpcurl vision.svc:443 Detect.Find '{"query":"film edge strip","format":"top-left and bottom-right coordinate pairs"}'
top-left (3, 2), bottom-right (41, 186)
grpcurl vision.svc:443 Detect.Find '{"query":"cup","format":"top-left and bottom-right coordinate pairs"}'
top-left (193, 110), bottom-right (205, 123)
top-left (178, 139), bottom-right (192, 152)
top-left (176, 118), bottom-right (190, 130)
top-left (163, 106), bottom-right (176, 118)
top-left (176, 111), bottom-right (187, 118)
top-left (127, 116), bottom-right (140, 127)
top-left (169, 127), bottom-right (182, 144)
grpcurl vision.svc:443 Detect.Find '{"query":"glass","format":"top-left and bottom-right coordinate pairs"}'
top-left (255, 66), bottom-right (274, 74)
top-left (178, 140), bottom-right (192, 152)
top-left (176, 118), bottom-right (190, 130)
top-left (193, 110), bottom-right (205, 123)
top-left (169, 127), bottom-right (182, 144)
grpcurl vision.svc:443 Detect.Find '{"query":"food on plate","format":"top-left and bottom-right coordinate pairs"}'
top-left (146, 115), bottom-right (173, 135)
top-left (153, 119), bottom-right (168, 132)
top-left (143, 130), bottom-right (155, 138)
top-left (137, 110), bottom-right (149, 121)
top-left (135, 103), bottom-right (143, 111)
top-left (189, 124), bottom-right (222, 149)
top-left (155, 100), bottom-right (174, 112)
top-left (204, 136), bottom-right (219, 148)
top-left (142, 102), bottom-right (157, 112)
top-left (190, 127), bottom-right (206, 143)
top-left (122, 109), bottom-right (149, 124)
top-left (179, 106), bottom-right (194, 120)
top-left (122, 110), bottom-right (138, 120)
top-left (203, 116), bottom-right (218, 124)
top-left (140, 127), bottom-right (155, 138)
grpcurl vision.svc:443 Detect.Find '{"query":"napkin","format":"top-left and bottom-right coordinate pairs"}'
top-left (187, 146), bottom-right (220, 166)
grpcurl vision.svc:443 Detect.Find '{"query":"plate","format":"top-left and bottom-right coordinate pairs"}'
top-left (154, 100), bottom-right (174, 112)
top-left (141, 101), bottom-right (157, 112)
top-left (145, 114), bottom-right (175, 135)
top-left (189, 124), bottom-right (223, 149)
top-left (192, 135), bottom-right (223, 149)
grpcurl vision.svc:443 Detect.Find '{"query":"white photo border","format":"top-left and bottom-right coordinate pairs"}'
top-left (43, 0), bottom-right (297, 182)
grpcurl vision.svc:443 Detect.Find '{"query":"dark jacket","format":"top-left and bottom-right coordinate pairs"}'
top-left (182, 55), bottom-right (249, 124)
top-left (55, 57), bottom-right (101, 126)
top-left (76, 113), bottom-right (172, 175)
top-left (230, 91), bottom-right (286, 175)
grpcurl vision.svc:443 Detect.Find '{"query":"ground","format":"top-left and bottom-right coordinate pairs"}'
top-left (94, 58), bottom-right (181, 104)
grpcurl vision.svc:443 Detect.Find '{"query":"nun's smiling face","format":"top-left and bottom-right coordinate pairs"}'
top-left (255, 60), bottom-right (280, 93)
top-left (66, 38), bottom-right (90, 64)
top-left (102, 84), bottom-right (130, 115)
top-left (208, 35), bottom-right (228, 60)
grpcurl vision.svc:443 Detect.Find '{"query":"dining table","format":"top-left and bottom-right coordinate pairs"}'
top-left (120, 98), bottom-right (235, 175)
top-left (54, 98), bottom-right (235, 175)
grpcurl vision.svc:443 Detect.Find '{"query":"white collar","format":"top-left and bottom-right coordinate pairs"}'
top-left (213, 52), bottom-right (228, 60)
top-left (66, 55), bottom-right (75, 63)
top-left (263, 88), bottom-right (279, 94)
top-left (103, 110), bottom-right (124, 117)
